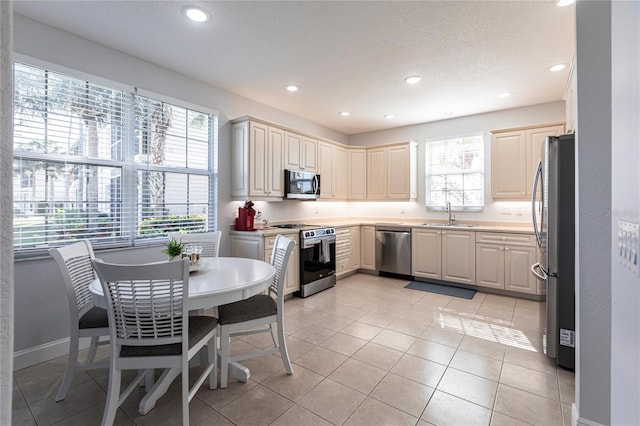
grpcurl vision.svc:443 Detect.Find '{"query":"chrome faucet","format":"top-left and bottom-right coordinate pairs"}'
top-left (447, 201), bottom-right (456, 225)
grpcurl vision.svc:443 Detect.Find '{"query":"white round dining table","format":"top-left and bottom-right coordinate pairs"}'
top-left (90, 257), bottom-right (276, 311)
top-left (89, 256), bottom-right (276, 415)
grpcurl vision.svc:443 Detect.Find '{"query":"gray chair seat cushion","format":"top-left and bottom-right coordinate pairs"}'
top-left (79, 306), bottom-right (109, 329)
top-left (217, 294), bottom-right (277, 326)
top-left (120, 315), bottom-right (218, 357)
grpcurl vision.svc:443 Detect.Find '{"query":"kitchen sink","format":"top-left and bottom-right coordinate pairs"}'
top-left (423, 223), bottom-right (475, 228)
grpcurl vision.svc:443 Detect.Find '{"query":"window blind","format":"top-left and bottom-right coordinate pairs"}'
top-left (13, 62), bottom-right (218, 255)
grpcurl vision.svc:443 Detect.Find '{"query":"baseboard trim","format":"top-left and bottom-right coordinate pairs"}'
top-left (574, 404), bottom-right (607, 426)
top-left (13, 337), bottom-right (91, 371)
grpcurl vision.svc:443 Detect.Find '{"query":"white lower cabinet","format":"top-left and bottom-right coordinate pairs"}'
top-left (230, 232), bottom-right (300, 295)
top-left (475, 232), bottom-right (537, 295)
top-left (350, 226), bottom-right (361, 270)
top-left (335, 227), bottom-right (352, 277)
top-left (360, 225), bottom-right (376, 270)
top-left (441, 230), bottom-right (476, 285)
top-left (412, 228), bottom-right (475, 285)
top-left (412, 228), bottom-right (442, 280)
top-left (336, 226), bottom-right (363, 277)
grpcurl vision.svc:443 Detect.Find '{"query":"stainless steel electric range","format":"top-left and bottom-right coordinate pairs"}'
top-left (272, 224), bottom-right (336, 297)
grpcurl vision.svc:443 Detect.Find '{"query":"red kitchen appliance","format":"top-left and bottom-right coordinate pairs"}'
top-left (235, 201), bottom-right (256, 231)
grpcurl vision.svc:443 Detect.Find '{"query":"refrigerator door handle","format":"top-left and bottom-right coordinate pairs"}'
top-left (532, 161), bottom-right (544, 247)
top-left (530, 262), bottom-right (547, 280)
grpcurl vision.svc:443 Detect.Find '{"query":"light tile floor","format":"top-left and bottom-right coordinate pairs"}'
top-left (12, 273), bottom-right (574, 425)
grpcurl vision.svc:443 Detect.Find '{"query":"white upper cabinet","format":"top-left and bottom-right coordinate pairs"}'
top-left (366, 147), bottom-right (386, 199)
top-left (366, 141), bottom-right (417, 201)
top-left (232, 117), bottom-right (416, 203)
top-left (318, 141), bottom-right (347, 200)
top-left (231, 118), bottom-right (284, 200)
top-left (284, 131), bottom-right (317, 172)
top-left (347, 148), bottom-right (367, 200)
top-left (491, 123), bottom-right (564, 200)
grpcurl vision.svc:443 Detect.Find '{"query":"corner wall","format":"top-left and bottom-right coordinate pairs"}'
top-left (575, 2), bottom-right (611, 425)
top-left (610, 1), bottom-right (640, 424)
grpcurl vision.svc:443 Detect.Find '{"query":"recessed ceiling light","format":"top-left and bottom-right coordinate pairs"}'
top-left (183, 6), bottom-right (209, 23)
top-left (339, 111), bottom-right (350, 117)
top-left (549, 64), bottom-right (567, 72)
top-left (556, 0), bottom-right (575, 7)
top-left (404, 75), bottom-right (422, 84)
top-left (384, 114), bottom-right (395, 119)
top-left (498, 92), bottom-right (512, 98)
top-left (285, 85), bottom-right (299, 92)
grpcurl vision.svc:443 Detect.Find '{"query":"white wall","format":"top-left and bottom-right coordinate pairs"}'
top-left (575, 2), bottom-right (612, 425)
top-left (611, 1), bottom-right (640, 424)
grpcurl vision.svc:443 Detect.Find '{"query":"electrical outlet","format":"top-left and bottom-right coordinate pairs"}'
top-left (618, 221), bottom-right (639, 274)
top-left (502, 208), bottom-right (511, 215)
top-left (515, 207), bottom-right (523, 216)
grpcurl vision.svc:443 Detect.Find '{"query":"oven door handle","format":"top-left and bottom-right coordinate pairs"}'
top-left (301, 237), bottom-right (336, 249)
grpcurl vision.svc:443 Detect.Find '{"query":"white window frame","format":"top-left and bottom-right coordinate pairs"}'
top-left (12, 58), bottom-right (218, 258)
top-left (425, 134), bottom-right (485, 212)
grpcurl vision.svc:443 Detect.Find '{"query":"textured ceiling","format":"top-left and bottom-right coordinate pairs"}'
top-left (13, 1), bottom-right (575, 135)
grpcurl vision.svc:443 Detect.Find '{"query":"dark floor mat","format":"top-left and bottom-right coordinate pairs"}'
top-left (404, 281), bottom-right (477, 299)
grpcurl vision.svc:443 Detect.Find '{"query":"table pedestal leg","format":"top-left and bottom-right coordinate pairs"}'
top-left (138, 367), bottom-right (180, 415)
top-left (138, 361), bottom-right (251, 414)
top-left (228, 362), bottom-right (250, 383)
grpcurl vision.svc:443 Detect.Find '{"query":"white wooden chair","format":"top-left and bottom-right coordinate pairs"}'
top-left (49, 240), bottom-right (110, 402)
top-left (168, 231), bottom-right (222, 258)
top-left (92, 258), bottom-right (217, 426)
top-left (217, 234), bottom-right (295, 388)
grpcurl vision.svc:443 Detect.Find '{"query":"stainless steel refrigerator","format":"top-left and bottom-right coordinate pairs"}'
top-left (531, 134), bottom-right (575, 370)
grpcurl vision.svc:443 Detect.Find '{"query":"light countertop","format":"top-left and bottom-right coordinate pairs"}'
top-left (230, 219), bottom-right (534, 236)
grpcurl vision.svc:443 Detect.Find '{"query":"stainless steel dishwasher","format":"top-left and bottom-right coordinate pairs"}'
top-left (375, 225), bottom-right (412, 276)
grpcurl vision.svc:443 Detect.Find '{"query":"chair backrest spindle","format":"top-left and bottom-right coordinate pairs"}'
top-left (168, 231), bottom-right (222, 258)
top-left (93, 258), bottom-right (189, 347)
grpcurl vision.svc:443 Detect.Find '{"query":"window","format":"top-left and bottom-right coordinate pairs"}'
top-left (425, 135), bottom-right (484, 211)
top-left (13, 62), bottom-right (218, 255)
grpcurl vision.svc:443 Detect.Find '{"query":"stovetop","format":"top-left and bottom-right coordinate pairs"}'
top-left (272, 223), bottom-right (308, 229)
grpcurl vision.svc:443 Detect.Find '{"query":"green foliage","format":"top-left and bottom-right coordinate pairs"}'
top-left (163, 237), bottom-right (184, 259)
top-left (137, 214), bottom-right (206, 236)
top-left (51, 208), bottom-right (114, 238)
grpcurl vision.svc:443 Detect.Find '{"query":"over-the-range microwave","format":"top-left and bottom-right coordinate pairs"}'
top-left (284, 169), bottom-right (320, 200)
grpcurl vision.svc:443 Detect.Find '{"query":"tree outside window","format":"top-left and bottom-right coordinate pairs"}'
top-left (13, 62), bottom-right (217, 255)
top-left (426, 135), bottom-right (484, 211)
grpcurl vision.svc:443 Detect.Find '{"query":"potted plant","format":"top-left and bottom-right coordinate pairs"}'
top-left (163, 237), bottom-right (184, 260)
